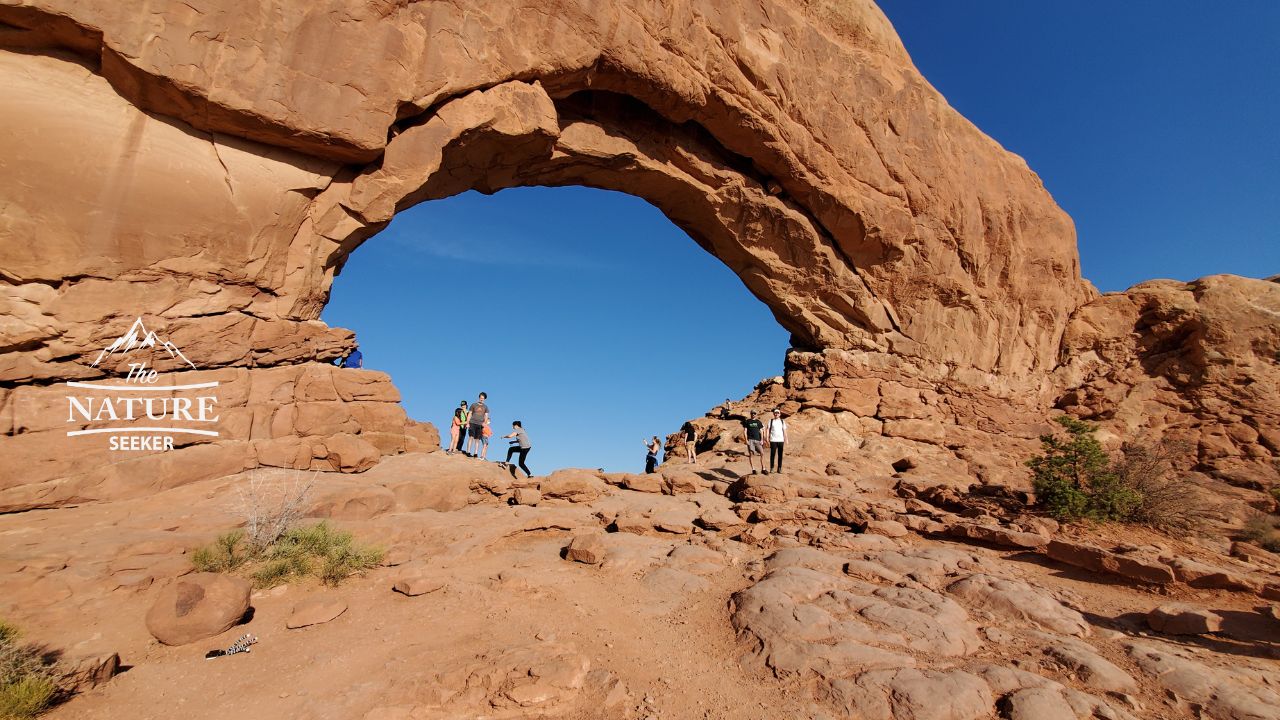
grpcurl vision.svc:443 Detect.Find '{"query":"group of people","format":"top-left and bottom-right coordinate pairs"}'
top-left (447, 392), bottom-right (533, 477)
top-left (645, 407), bottom-right (789, 475)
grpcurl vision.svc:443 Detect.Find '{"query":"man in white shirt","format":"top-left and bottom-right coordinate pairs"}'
top-left (766, 408), bottom-right (788, 474)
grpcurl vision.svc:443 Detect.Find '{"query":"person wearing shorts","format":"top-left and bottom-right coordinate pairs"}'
top-left (681, 421), bottom-right (697, 462)
top-left (467, 392), bottom-right (488, 458)
top-left (742, 410), bottom-right (765, 475)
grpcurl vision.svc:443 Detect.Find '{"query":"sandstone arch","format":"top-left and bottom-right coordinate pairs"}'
top-left (1, 0), bottom-right (1276, 511)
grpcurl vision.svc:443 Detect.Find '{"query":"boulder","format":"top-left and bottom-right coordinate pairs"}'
top-left (1045, 540), bottom-right (1175, 584)
top-left (512, 487), bottom-right (542, 506)
top-left (945, 522), bottom-right (1049, 550)
top-left (727, 476), bottom-right (792, 505)
top-left (618, 473), bottom-right (664, 494)
top-left (59, 653), bottom-right (121, 693)
top-left (564, 534), bottom-right (607, 565)
top-left (145, 573), bottom-right (251, 646)
top-left (539, 469), bottom-right (606, 503)
top-left (1147, 604), bottom-right (1224, 635)
top-left (286, 595), bottom-right (348, 629)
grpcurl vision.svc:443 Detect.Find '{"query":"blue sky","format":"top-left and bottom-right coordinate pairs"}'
top-left (878, 0), bottom-right (1279, 291)
top-left (323, 3), bottom-right (1278, 473)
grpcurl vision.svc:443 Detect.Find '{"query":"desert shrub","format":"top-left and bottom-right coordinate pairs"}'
top-left (0, 620), bottom-right (58, 720)
top-left (1112, 438), bottom-right (1215, 533)
top-left (190, 530), bottom-right (248, 573)
top-left (1269, 486), bottom-right (1280, 505)
top-left (1028, 416), bottom-right (1118, 521)
top-left (1243, 514), bottom-right (1280, 552)
top-left (1028, 417), bottom-right (1215, 529)
top-left (194, 522), bottom-right (382, 588)
top-left (234, 470), bottom-right (317, 552)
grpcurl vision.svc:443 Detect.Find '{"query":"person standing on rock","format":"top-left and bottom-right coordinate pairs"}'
top-left (742, 410), bottom-right (765, 475)
top-left (503, 420), bottom-right (533, 477)
top-left (481, 414), bottom-right (493, 460)
top-left (467, 392), bottom-right (489, 458)
top-left (767, 408), bottom-right (787, 474)
top-left (449, 400), bottom-right (468, 455)
top-left (681, 420), bottom-right (698, 462)
top-left (644, 436), bottom-right (662, 474)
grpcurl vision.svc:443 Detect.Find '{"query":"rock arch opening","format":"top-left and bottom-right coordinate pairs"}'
top-left (320, 185), bottom-right (789, 472)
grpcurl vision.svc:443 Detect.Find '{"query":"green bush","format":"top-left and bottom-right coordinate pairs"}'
top-left (1027, 417), bottom-right (1213, 529)
top-left (1028, 416), bottom-right (1121, 522)
top-left (193, 522), bottom-right (382, 588)
top-left (191, 530), bottom-right (248, 574)
top-left (0, 620), bottom-right (58, 720)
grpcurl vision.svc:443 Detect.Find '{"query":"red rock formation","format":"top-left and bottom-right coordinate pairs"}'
top-left (0, 0), bottom-right (1274, 509)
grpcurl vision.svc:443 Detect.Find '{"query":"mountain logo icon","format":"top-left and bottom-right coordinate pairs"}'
top-left (91, 317), bottom-right (197, 370)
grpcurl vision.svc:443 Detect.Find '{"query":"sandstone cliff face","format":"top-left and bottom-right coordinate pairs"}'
top-left (0, 0), bottom-right (1274, 508)
top-left (1056, 275), bottom-right (1280, 490)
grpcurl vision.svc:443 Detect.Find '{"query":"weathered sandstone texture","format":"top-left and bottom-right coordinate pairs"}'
top-left (0, 0), bottom-right (1275, 509)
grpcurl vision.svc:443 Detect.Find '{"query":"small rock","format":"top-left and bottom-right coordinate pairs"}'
top-left (513, 487), bottom-right (542, 506)
top-left (1147, 604), bottom-right (1224, 635)
top-left (393, 570), bottom-right (446, 597)
top-left (564, 534), bottom-right (607, 565)
top-left (864, 519), bottom-right (908, 538)
top-left (287, 595), bottom-right (348, 629)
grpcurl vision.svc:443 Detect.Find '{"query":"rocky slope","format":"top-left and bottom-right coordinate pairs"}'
top-left (2, 450), bottom-right (1277, 719)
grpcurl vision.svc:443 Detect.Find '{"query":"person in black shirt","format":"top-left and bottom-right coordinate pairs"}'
top-left (741, 410), bottom-right (765, 475)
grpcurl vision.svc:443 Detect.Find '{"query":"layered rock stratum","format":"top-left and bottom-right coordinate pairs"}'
top-left (0, 2), bottom-right (1275, 508)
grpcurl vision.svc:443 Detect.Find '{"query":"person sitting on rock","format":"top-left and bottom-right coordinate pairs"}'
top-left (335, 343), bottom-right (363, 369)
top-left (742, 410), bottom-right (765, 475)
top-left (503, 420), bottom-right (533, 478)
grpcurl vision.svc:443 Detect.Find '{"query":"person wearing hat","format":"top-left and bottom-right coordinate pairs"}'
top-left (742, 410), bottom-right (765, 475)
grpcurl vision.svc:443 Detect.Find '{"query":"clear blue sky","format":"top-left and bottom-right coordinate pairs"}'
top-left (878, 0), bottom-right (1279, 291)
top-left (323, 3), bottom-right (1278, 473)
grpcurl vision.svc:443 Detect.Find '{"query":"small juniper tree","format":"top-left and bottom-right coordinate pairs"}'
top-left (1028, 416), bottom-right (1109, 520)
top-left (1027, 416), bottom-right (1144, 521)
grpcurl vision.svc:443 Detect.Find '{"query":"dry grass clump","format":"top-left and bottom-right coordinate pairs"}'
top-left (0, 620), bottom-right (59, 720)
top-left (233, 469), bottom-right (317, 551)
top-left (1242, 513), bottom-right (1280, 553)
top-left (192, 522), bottom-right (382, 588)
top-left (1111, 438), bottom-right (1216, 534)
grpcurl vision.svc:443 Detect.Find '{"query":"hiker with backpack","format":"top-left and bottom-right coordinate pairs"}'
top-left (503, 420), bottom-right (533, 477)
top-left (466, 392), bottom-right (489, 458)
